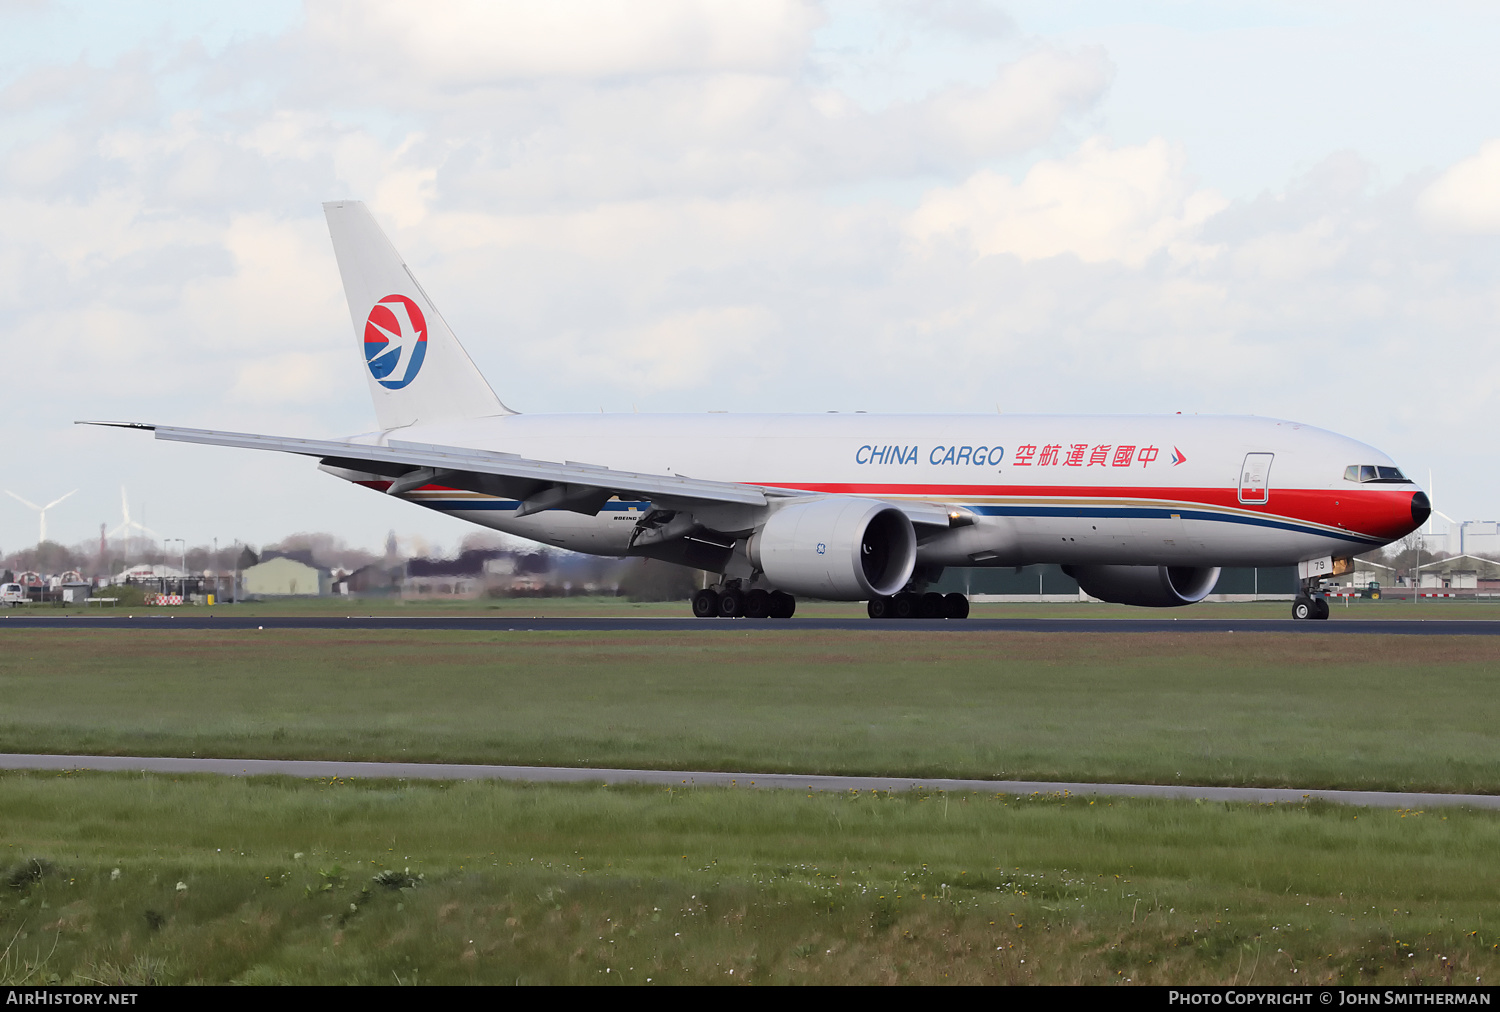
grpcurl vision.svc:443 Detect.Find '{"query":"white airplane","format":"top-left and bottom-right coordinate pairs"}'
top-left (86, 201), bottom-right (1430, 621)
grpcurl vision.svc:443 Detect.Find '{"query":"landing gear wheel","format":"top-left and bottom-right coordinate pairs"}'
top-left (769, 591), bottom-right (796, 619)
top-left (867, 596), bottom-right (892, 619)
top-left (1292, 596), bottom-right (1313, 621)
top-left (919, 592), bottom-right (945, 618)
top-left (717, 589), bottom-right (744, 618)
top-left (1313, 596), bottom-right (1330, 620)
top-left (943, 593), bottom-right (970, 619)
top-left (691, 589), bottom-right (719, 618)
top-left (892, 593), bottom-right (917, 619)
top-left (743, 589), bottom-right (771, 618)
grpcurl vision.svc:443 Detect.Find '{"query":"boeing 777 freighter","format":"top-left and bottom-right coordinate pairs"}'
top-left (87, 202), bottom-right (1431, 620)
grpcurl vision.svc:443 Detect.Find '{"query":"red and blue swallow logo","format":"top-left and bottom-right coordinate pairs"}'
top-left (1171, 446), bottom-right (1187, 466)
top-left (363, 294), bottom-right (428, 390)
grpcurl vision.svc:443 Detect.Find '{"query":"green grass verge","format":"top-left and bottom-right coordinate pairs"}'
top-left (2, 630), bottom-right (1499, 792)
top-left (0, 772), bottom-right (1494, 985)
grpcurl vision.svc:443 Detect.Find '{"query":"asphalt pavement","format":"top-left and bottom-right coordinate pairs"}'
top-left (2, 753), bottom-right (1493, 810)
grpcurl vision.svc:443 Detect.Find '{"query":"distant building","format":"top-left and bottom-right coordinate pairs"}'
top-left (112, 563), bottom-right (188, 585)
top-left (1420, 520), bottom-right (1500, 558)
top-left (1414, 554), bottom-right (1500, 591)
top-left (338, 563), bottom-right (403, 596)
top-left (242, 556), bottom-right (330, 597)
top-left (402, 549), bottom-right (556, 598)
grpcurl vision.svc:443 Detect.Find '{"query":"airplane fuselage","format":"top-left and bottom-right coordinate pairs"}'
top-left (335, 411), bottom-right (1425, 570)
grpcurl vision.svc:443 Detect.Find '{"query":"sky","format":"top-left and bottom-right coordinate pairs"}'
top-left (3, 0), bottom-right (1499, 557)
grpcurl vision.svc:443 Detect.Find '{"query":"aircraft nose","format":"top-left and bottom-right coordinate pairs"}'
top-left (1411, 490), bottom-right (1431, 528)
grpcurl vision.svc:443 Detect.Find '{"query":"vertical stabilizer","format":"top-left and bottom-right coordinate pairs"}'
top-left (324, 201), bottom-right (512, 430)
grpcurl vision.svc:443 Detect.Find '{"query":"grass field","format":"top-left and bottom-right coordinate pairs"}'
top-left (2, 629), bottom-right (1499, 792)
top-left (3, 624), bottom-right (1498, 985)
top-left (1, 772), bottom-right (1496, 985)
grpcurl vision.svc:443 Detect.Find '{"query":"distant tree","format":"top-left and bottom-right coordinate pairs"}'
top-left (263, 533), bottom-right (377, 572)
top-left (458, 530), bottom-right (515, 554)
top-left (5, 541), bottom-right (81, 575)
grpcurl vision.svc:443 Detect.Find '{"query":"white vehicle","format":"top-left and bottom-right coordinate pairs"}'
top-left (1, 583), bottom-right (27, 606)
top-left (88, 202), bottom-right (1430, 621)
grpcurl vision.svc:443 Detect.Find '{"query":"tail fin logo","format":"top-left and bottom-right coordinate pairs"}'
top-left (363, 295), bottom-right (428, 389)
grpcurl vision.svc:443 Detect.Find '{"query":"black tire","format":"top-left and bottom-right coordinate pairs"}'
top-left (769, 591), bottom-right (795, 619)
top-left (717, 589), bottom-right (744, 618)
top-left (1292, 597), bottom-right (1312, 620)
top-left (691, 589), bottom-right (719, 618)
top-left (943, 593), bottom-right (970, 619)
top-left (867, 596), bottom-right (891, 619)
top-left (893, 593), bottom-right (917, 619)
top-left (1313, 596), bottom-right (1330, 620)
top-left (919, 592), bottom-right (945, 618)
top-left (743, 589), bottom-right (770, 618)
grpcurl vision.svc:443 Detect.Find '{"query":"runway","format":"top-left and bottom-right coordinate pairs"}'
top-left (4, 614), bottom-right (1500, 635)
top-left (2, 753), bottom-right (1494, 810)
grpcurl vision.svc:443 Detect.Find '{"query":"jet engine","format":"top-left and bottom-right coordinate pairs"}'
top-left (1065, 564), bottom-right (1222, 608)
top-left (748, 497), bottom-right (916, 600)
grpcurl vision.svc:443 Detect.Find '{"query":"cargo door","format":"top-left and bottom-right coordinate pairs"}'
top-left (1238, 452), bottom-right (1274, 504)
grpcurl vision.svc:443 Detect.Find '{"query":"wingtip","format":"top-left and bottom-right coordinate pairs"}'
top-left (76, 420), bottom-right (158, 430)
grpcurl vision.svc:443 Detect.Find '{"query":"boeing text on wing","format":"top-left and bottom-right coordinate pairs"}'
top-left (88, 202), bottom-right (1431, 621)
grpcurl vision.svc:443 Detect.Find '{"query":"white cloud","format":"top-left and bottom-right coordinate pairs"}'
top-left (920, 48), bottom-right (1112, 161)
top-left (1230, 217), bottom-right (1349, 281)
top-left (908, 137), bottom-right (1227, 267)
top-left (1417, 138), bottom-right (1500, 233)
top-left (302, 0), bottom-right (822, 86)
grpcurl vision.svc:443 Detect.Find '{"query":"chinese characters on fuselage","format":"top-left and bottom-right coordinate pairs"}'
top-left (853, 444), bottom-right (1161, 467)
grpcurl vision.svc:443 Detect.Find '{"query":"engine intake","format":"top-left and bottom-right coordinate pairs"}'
top-left (1066, 564), bottom-right (1222, 608)
top-left (748, 497), bottom-right (916, 600)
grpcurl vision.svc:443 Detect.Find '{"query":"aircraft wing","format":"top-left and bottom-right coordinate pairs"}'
top-left (80, 422), bottom-right (954, 526)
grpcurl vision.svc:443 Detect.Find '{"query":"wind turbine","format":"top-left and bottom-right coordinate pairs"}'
top-left (6, 489), bottom-right (77, 546)
top-left (107, 487), bottom-right (158, 544)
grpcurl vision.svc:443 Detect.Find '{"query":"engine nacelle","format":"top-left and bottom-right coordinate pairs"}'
top-left (1066, 564), bottom-right (1222, 608)
top-left (748, 497), bottom-right (916, 600)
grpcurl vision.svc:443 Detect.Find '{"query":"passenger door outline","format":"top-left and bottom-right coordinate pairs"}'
top-left (1238, 452), bottom-right (1274, 505)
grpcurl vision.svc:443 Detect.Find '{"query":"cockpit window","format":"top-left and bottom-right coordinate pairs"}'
top-left (1344, 464), bottom-right (1409, 483)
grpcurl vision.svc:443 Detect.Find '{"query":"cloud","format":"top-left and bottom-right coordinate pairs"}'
top-left (908, 137), bottom-right (1226, 267)
top-left (898, 0), bottom-right (1016, 40)
top-left (1417, 138), bottom-right (1500, 233)
top-left (301, 0), bottom-right (823, 87)
top-left (917, 48), bottom-right (1111, 162)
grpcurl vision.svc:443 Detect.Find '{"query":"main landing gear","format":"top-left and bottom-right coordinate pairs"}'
top-left (691, 587), bottom-right (796, 619)
top-left (867, 592), bottom-right (970, 620)
top-left (1291, 594), bottom-right (1330, 621)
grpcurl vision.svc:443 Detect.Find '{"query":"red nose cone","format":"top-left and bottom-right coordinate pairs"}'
top-left (1337, 489), bottom-right (1429, 542)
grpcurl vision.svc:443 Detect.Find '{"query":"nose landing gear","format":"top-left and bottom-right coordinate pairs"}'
top-left (1292, 593), bottom-right (1330, 621)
